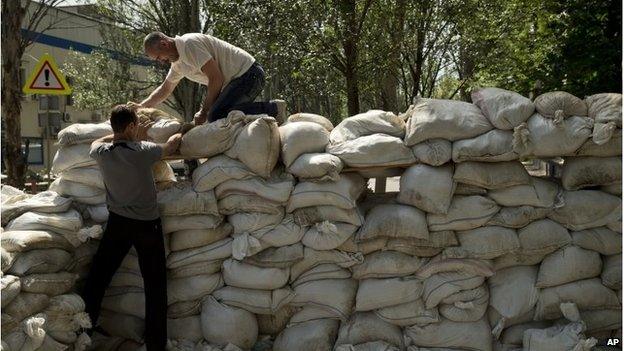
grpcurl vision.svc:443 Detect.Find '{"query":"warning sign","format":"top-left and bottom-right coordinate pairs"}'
top-left (23, 53), bottom-right (72, 95)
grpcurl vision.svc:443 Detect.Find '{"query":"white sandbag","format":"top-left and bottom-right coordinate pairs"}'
top-left (489, 266), bottom-right (539, 327)
top-left (192, 155), bottom-right (255, 192)
top-left (153, 160), bottom-right (177, 186)
top-left (287, 173), bottom-right (365, 211)
top-left (572, 128), bottom-right (622, 156)
top-left (168, 260), bottom-right (222, 279)
top-left (452, 129), bottom-right (517, 162)
top-left (49, 178), bottom-right (106, 205)
top-left (547, 190), bottom-right (621, 230)
top-left (4, 292), bottom-right (50, 322)
top-left (167, 273), bottom-right (224, 305)
top-left (168, 300), bottom-right (201, 319)
top-left (2, 315), bottom-right (47, 351)
top-left (405, 98), bottom-right (493, 145)
top-left (338, 236), bottom-right (386, 255)
top-left (213, 286), bottom-right (295, 314)
top-left (293, 205), bottom-right (364, 226)
top-left (572, 227), bottom-right (621, 255)
top-left (87, 204), bottom-right (109, 223)
top-left (167, 315), bottom-right (203, 342)
top-left (287, 112), bottom-right (334, 131)
top-left (20, 272), bottom-right (76, 295)
top-left (169, 223), bottom-right (233, 252)
top-left (8, 249), bottom-right (72, 275)
top-left (601, 182), bottom-right (622, 195)
top-left (523, 322), bottom-right (597, 351)
top-left (327, 134), bottom-right (416, 167)
top-left (292, 264), bottom-right (351, 288)
top-left (405, 317), bottom-right (492, 351)
top-left (488, 177), bottom-right (560, 208)
top-left (1, 191), bottom-right (72, 226)
top-left (601, 254), bottom-right (621, 289)
top-left (252, 214), bottom-right (307, 248)
top-left (290, 247), bottom-right (363, 281)
top-left (201, 296), bottom-right (258, 349)
top-left (161, 214), bottom-right (222, 234)
top-left (6, 210), bottom-right (83, 237)
top-left (411, 139), bottom-right (452, 166)
top-left (578, 309), bottom-right (622, 334)
top-left (279, 121), bottom-right (330, 167)
top-left (535, 91), bottom-right (588, 119)
top-left (384, 235), bottom-right (452, 257)
top-left (157, 182), bottom-right (219, 216)
top-left (335, 341), bottom-right (400, 351)
top-left (101, 286), bottom-right (145, 318)
top-left (513, 114), bottom-right (593, 157)
top-left (110, 268), bottom-right (143, 288)
top-left (1, 230), bottom-right (74, 252)
top-left (273, 319), bottom-right (339, 351)
top-left (291, 278), bottom-right (358, 320)
top-left (535, 278), bottom-right (621, 320)
top-left (218, 194), bottom-right (283, 215)
top-left (57, 122), bottom-right (113, 145)
top-left (287, 153), bottom-right (343, 182)
top-left (472, 87), bottom-right (535, 129)
top-left (427, 195), bottom-right (500, 231)
top-left (330, 110), bottom-right (405, 144)
top-left (398, 164), bottom-right (455, 214)
top-left (351, 251), bottom-right (425, 280)
top-left (166, 238), bottom-right (232, 268)
top-left (100, 310), bottom-right (144, 342)
top-left (415, 258), bottom-right (493, 279)
top-left (444, 226), bottom-right (519, 259)
top-left (215, 171), bottom-right (294, 204)
top-left (357, 204), bottom-right (428, 241)
top-left (355, 276), bottom-right (423, 311)
top-left (561, 156), bottom-right (621, 190)
top-left (536, 246), bottom-right (602, 287)
top-left (301, 222), bottom-right (357, 250)
top-left (335, 312), bottom-right (405, 349)
top-left (228, 210), bottom-right (284, 235)
top-left (133, 105), bottom-right (182, 142)
top-left (487, 206), bottom-right (551, 228)
top-left (180, 111), bottom-right (246, 157)
top-left (586, 93), bottom-right (622, 125)
top-left (517, 219), bottom-right (571, 256)
top-left (439, 285), bottom-right (488, 322)
top-left (51, 143), bottom-right (96, 173)
top-left (1, 275), bottom-right (21, 308)
top-left (222, 258), bottom-right (289, 290)
top-left (375, 299), bottom-right (439, 327)
top-left (61, 166), bottom-right (105, 189)
top-left (224, 114), bottom-right (280, 177)
top-left (453, 161), bottom-right (530, 189)
top-left (422, 271), bottom-right (485, 309)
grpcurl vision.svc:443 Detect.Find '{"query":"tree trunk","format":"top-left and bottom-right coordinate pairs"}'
top-left (380, 0), bottom-right (406, 113)
top-left (341, 0), bottom-right (360, 116)
top-left (2, 0), bottom-right (27, 188)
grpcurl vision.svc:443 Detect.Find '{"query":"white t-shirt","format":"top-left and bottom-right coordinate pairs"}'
top-left (165, 33), bottom-right (255, 89)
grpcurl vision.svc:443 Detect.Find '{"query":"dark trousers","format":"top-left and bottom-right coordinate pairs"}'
top-left (208, 62), bottom-right (278, 122)
top-left (81, 211), bottom-right (167, 350)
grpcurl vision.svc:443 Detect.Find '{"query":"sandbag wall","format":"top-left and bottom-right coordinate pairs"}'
top-left (7, 88), bottom-right (620, 351)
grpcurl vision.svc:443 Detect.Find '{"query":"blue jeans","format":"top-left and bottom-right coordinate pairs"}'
top-left (208, 62), bottom-right (278, 122)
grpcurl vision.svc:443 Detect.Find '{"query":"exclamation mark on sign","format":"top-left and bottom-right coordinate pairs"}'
top-left (44, 68), bottom-right (50, 86)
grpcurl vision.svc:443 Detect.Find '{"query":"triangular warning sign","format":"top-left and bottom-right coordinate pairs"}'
top-left (23, 53), bottom-right (72, 95)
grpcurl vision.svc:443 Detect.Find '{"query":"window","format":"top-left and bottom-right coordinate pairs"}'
top-left (21, 137), bottom-right (44, 165)
top-left (39, 95), bottom-right (60, 110)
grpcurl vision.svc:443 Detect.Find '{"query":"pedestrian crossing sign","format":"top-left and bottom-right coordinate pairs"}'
top-left (23, 53), bottom-right (72, 95)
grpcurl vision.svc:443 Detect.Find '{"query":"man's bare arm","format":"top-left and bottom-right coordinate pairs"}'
top-left (91, 134), bottom-right (114, 147)
top-left (140, 80), bottom-right (178, 108)
top-left (194, 58), bottom-right (224, 124)
top-left (160, 133), bottom-right (182, 157)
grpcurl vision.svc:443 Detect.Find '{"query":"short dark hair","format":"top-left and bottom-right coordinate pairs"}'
top-left (110, 104), bottom-right (138, 133)
top-left (144, 31), bottom-right (166, 50)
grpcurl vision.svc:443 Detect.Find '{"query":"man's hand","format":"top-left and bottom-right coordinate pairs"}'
top-left (193, 110), bottom-right (208, 125)
top-left (162, 133), bottom-right (182, 157)
top-left (137, 120), bottom-right (154, 141)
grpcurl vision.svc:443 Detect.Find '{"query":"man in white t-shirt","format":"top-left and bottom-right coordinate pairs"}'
top-left (139, 32), bottom-right (286, 125)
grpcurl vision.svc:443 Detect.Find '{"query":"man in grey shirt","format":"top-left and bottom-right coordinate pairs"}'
top-left (82, 104), bottom-right (181, 350)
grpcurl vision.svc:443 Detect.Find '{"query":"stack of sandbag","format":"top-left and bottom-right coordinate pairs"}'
top-left (1, 187), bottom-right (92, 350)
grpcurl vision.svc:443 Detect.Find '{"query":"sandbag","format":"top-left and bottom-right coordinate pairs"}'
top-left (398, 164), bottom-right (455, 214)
top-left (49, 178), bottom-right (106, 205)
top-left (601, 254), bottom-right (622, 289)
top-left (180, 111), bottom-right (247, 157)
top-left (6, 210), bottom-right (83, 237)
top-left (222, 258), bottom-right (289, 290)
top-left (444, 226), bottom-right (519, 259)
top-left (99, 309), bottom-right (144, 342)
top-left (57, 122), bottom-right (113, 145)
top-left (87, 204), bottom-right (109, 223)
top-left (572, 128), bottom-right (622, 156)
top-left (523, 322), bottom-right (597, 351)
top-left (405, 98), bottom-right (492, 145)
top-left (101, 286), bottom-right (145, 318)
top-left (351, 251), bottom-right (424, 279)
top-left (547, 190), bottom-right (621, 230)
top-left (1, 275), bottom-right (21, 308)
top-left (571, 227), bottom-right (621, 255)
top-left (291, 263), bottom-right (352, 287)
top-left (489, 266), bottom-right (539, 326)
top-left (288, 153), bottom-right (343, 182)
top-left (488, 177), bottom-right (560, 208)
top-left (61, 166), bottom-right (105, 189)
top-left (472, 87), bottom-right (535, 129)
top-left (168, 315), bottom-right (203, 342)
top-left (291, 278), bottom-right (358, 320)
top-left (293, 205), bottom-right (364, 226)
top-left (51, 143), bottom-right (96, 173)
top-left (536, 246), bottom-right (602, 287)
top-left (1, 190), bottom-right (73, 226)
top-left (427, 195), bottom-right (499, 231)
top-left (535, 91), bottom-right (588, 119)
top-left (252, 214), bottom-right (307, 248)
top-left (287, 112), bottom-right (334, 131)
top-left (375, 299), bottom-right (439, 327)
top-left (422, 271), bottom-right (485, 309)
top-left (513, 114), bottom-right (593, 157)
top-left (586, 93), bottom-right (622, 125)
top-left (192, 155), bottom-right (255, 192)
top-left (224, 114), bottom-right (280, 177)
top-left (357, 204), bottom-right (428, 241)
top-left (487, 206), bottom-right (551, 228)
top-left (201, 296), bottom-right (258, 349)
top-left (213, 286), bottom-right (295, 314)
top-left (4, 292), bottom-right (50, 322)
top-left (439, 284), bottom-right (488, 322)
top-left (561, 156), bottom-right (621, 190)
top-left (287, 173), bottom-right (365, 211)
top-left (330, 110), bottom-right (405, 144)
top-left (301, 222), bottom-right (357, 250)
top-left (215, 170), bottom-right (294, 204)
top-left (327, 134), bottom-right (416, 167)
top-left (410, 138), bottom-right (452, 166)
top-left (218, 194), bottom-right (286, 215)
top-left (415, 258), bottom-right (493, 279)
top-left (279, 121), bottom-right (330, 167)
top-left (166, 238), bottom-right (232, 268)
top-left (335, 341), bottom-right (400, 351)
top-left (517, 219), bottom-right (571, 256)
top-left (405, 317), bottom-right (492, 351)
top-left (20, 272), bottom-right (77, 295)
top-left (334, 312), bottom-right (405, 349)
top-left (355, 276), bottom-right (423, 311)
top-left (452, 129), bottom-right (517, 162)
top-left (157, 182), bottom-right (219, 216)
top-left (453, 161), bottom-right (530, 189)
top-left (169, 223), bottom-right (233, 252)
top-left (273, 319), bottom-right (339, 351)
top-left (161, 214), bottom-right (222, 234)
top-left (167, 273), bottom-right (223, 305)
top-left (228, 210), bottom-right (284, 234)
top-left (8, 248), bottom-right (72, 275)
top-left (1, 230), bottom-right (74, 252)
top-left (290, 247), bottom-right (363, 281)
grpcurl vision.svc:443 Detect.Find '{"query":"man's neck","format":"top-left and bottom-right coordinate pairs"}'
top-left (113, 133), bottom-right (134, 142)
